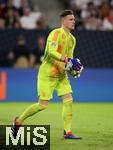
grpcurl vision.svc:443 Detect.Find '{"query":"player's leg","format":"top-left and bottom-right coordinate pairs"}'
top-left (61, 93), bottom-right (73, 133)
top-left (11, 75), bottom-right (56, 139)
top-left (61, 93), bottom-right (81, 139)
top-left (19, 99), bottom-right (48, 124)
top-left (56, 76), bottom-right (81, 139)
top-left (13, 75), bottom-right (55, 125)
top-left (11, 100), bottom-right (48, 139)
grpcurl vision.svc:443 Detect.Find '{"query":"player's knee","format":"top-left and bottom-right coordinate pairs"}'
top-left (63, 99), bottom-right (73, 106)
top-left (61, 93), bottom-right (73, 102)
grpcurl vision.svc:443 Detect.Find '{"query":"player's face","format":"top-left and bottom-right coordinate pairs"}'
top-left (62, 15), bottom-right (75, 30)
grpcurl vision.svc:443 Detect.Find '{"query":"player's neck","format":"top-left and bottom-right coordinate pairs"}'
top-left (61, 26), bottom-right (70, 34)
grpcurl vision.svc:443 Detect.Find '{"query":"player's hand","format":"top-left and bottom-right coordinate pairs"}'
top-left (66, 58), bottom-right (83, 72)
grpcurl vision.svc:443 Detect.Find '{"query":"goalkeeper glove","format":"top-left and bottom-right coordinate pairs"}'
top-left (65, 58), bottom-right (83, 78)
top-left (65, 58), bottom-right (83, 72)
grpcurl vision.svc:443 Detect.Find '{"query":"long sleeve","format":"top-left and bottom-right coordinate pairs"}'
top-left (69, 35), bottom-right (76, 59)
top-left (47, 30), bottom-right (62, 61)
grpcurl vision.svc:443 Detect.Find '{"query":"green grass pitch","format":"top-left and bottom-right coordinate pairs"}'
top-left (0, 102), bottom-right (113, 150)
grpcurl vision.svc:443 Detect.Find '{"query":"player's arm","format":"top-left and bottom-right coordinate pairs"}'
top-left (65, 36), bottom-right (83, 77)
top-left (48, 30), bottom-right (82, 71)
top-left (65, 36), bottom-right (82, 71)
top-left (47, 30), bottom-right (72, 62)
top-left (68, 36), bottom-right (76, 59)
top-left (48, 30), bottom-right (73, 63)
top-left (48, 30), bottom-right (62, 61)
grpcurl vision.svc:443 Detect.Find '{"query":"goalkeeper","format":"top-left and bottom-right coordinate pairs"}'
top-left (12, 10), bottom-right (83, 139)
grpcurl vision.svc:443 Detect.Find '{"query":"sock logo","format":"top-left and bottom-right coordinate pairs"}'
top-left (0, 72), bottom-right (7, 100)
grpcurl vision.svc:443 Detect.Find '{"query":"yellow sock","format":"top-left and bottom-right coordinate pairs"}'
top-left (62, 98), bottom-right (73, 132)
top-left (19, 103), bottom-right (47, 123)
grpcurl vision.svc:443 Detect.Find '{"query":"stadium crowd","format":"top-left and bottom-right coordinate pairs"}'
top-left (0, 0), bottom-right (49, 68)
top-left (0, 0), bottom-right (49, 30)
top-left (62, 0), bottom-right (113, 30)
top-left (0, 33), bottom-right (46, 68)
top-left (1, 0), bottom-right (113, 30)
top-left (0, 0), bottom-right (113, 68)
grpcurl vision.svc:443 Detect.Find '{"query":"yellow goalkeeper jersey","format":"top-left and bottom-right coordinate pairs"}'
top-left (39, 27), bottom-right (76, 78)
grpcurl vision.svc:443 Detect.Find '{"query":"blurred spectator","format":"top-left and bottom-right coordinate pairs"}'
top-left (14, 34), bottom-right (30, 59)
top-left (6, 0), bottom-right (15, 9)
top-left (15, 56), bottom-right (29, 68)
top-left (36, 15), bottom-right (50, 30)
top-left (82, 16), bottom-right (102, 30)
top-left (20, 7), bottom-right (40, 29)
top-left (102, 7), bottom-right (113, 30)
top-left (3, 0), bottom-right (17, 15)
top-left (0, 0), bottom-right (113, 31)
top-left (13, 20), bottom-right (22, 29)
top-left (29, 35), bottom-right (45, 67)
top-left (4, 34), bottom-right (30, 67)
top-left (5, 8), bottom-right (17, 28)
top-left (80, 2), bottom-right (99, 30)
top-left (5, 49), bottom-right (15, 67)
top-left (81, 2), bottom-right (97, 20)
top-left (21, 0), bottom-right (29, 8)
top-left (13, 0), bottom-right (22, 9)
top-left (64, 0), bottom-right (113, 31)
top-left (69, 0), bottom-right (88, 10)
top-left (82, 2), bottom-right (103, 30)
top-left (14, 9), bottom-right (21, 20)
top-left (12, 0), bottom-right (28, 16)
top-left (99, 1), bottom-right (110, 18)
top-left (0, 18), bottom-right (5, 29)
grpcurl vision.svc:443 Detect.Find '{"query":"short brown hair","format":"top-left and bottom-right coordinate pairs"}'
top-left (60, 10), bottom-right (74, 19)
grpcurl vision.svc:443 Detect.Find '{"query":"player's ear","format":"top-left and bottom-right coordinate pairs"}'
top-left (60, 17), bottom-right (65, 24)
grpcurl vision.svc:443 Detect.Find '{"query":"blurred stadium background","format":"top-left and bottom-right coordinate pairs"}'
top-left (0, 0), bottom-right (113, 150)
